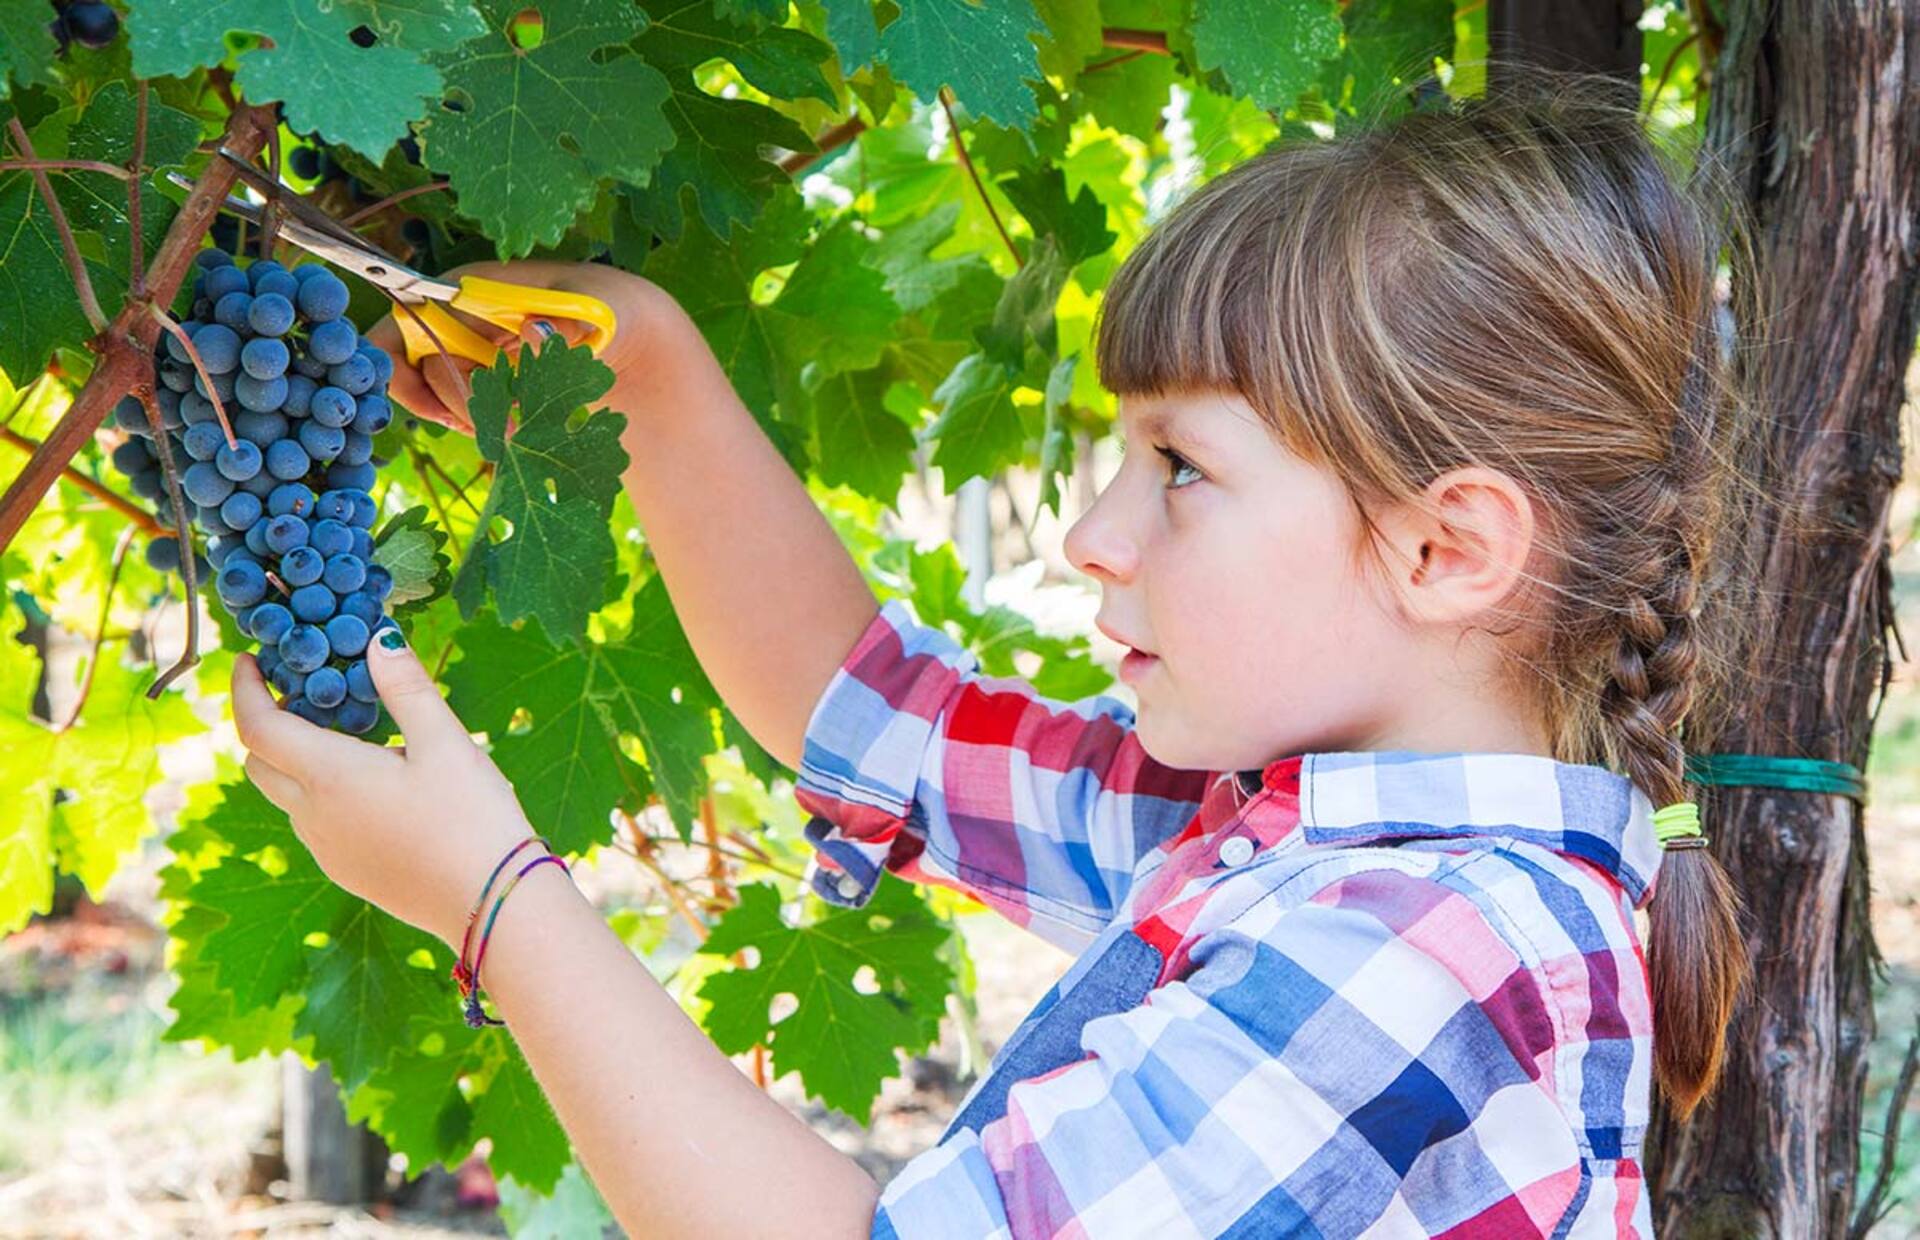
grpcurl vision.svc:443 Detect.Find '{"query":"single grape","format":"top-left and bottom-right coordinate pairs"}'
top-left (153, 388), bottom-right (186, 428)
top-left (289, 583), bottom-right (336, 623)
top-left (326, 613), bottom-right (371, 658)
top-left (335, 697), bottom-right (379, 734)
top-left (239, 471), bottom-right (279, 499)
top-left (216, 560), bottom-right (267, 609)
top-left (195, 249), bottom-right (235, 271)
top-left (291, 264), bottom-right (328, 285)
top-left (309, 386), bottom-right (356, 429)
top-left (308, 319), bottom-right (358, 365)
top-left (219, 490), bottom-right (264, 531)
top-left (246, 260), bottom-right (286, 290)
top-left (314, 491), bottom-right (353, 523)
top-left (215, 439), bottom-right (264, 482)
top-left (264, 513), bottom-right (310, 554)
top-left (145, 536), bottom-right (182, 572)
top-left (270, 663), bottom-right (308, 698)
top-left (362, 564), bottom-right (393, 603)
top-left (337, 432), bottom-right (373, 467)
top-left (280, 545), bottom-right (325, 587)
top-left (344, 658), bottom-right (377, 702)
top-left (257, 643), bottom-right (283, 679)
top-left (158, 363), bottom-right (193, 393)
top-left (189, 322), bottom-right (242, 373)
top-left (309, 519), bottom-right (353, 559)
top-left (114, 396), bottom-right (153, 436)
top-left (266, 439), bottom-right (311, 481)
top-left (213, 290), bottom-right (253, 331)
top-left (234, 409), bottom-right (290, 446)
top-left (292, 353), bottom-right (329, 380)
top-left (208, 536), bottom-right (241, 571)
top-left (358, 343), bottom-right (395, 388)
top-left (179, 392), bottom-right (217, 426)
top-left (306, 666), bottom-right (348, 708)
top-left (327, 354), bottom-right (375, 395)
top-left (281, 624), bottom-right (330, 673)
top-left (350, 393), bottom-right (392, 436)
top-left (183, 461), bottom-right (236, 507)
top-left (340, 590), bottom-right (383, 628)
top-left (127, 467), bottom-right (161, 501)
top-left (163, 321), bottom-right (201, 365)
top-left (322, 553), bottom-right (366, 595)
top-left (256, 270), bottom-right (301, 302)
top-left (197, 503), bottom-right (233, 536)
top-left (66, 1), bottom-right (120, 47)
top-left (244, 517), bottom-right (272, 556)
top-left (241, 336), bottom-right (289, 380)
top-left (349, 526), bottom-right (374, 561)
top-left (192, 368), bottom-right (237, 401)
top-left (284, 374), bottom-right (318, 417)
top-left (268, 482), bottom-right (317, 518)
top-left (247, 292), bottom-right (295, 337)
top-left (248, 602), bottom-right (295, 645)
top-left (289, 146), bottom-right (323, 180)
top-left (201, 266), bottom-right (249, 302)
top-left (234, 373), bottom-right (289, 413)
top-left (111, 438), bottom-right (154, 475)
top-left (296, 271), bottom-right (350, 323)
top-left (297, 420), bottom-right (345, 462)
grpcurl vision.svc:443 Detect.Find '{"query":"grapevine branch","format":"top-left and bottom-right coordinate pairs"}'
top-left (407, 444), bottom-right (468, 562)
top-left (260, 125), bottom-right (283, 257)
top-left (342, 180), bottom-right (451, 226)
top-left (57, 524), bottom-right (135, 732)
top-left (938, 87), bottom-right (1020, 268)
top-left (0, 427), bottom-right (165, 532)
top-left (1100, 27), bottom-right (1171, 54)
top-left (6, 118), bottom-right (107, 334)
top-left (129, 82), bottom-right (148, 298)
top-left (0, 158), bottom-right (132, 179)
top-left (148, 308), bottom-right (239, 450)
top-left (135, 384), bottom-right (202, 697)
top-left (0, 100), bottom-right (278, 556)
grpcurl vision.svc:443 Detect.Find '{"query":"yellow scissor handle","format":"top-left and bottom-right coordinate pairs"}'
top-left (392, 277), bottom-right (619, 367)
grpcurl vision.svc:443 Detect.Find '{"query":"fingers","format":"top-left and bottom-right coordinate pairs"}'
top-left (365, 317), bottom-right (470, 433)
top-left (230, 652), bottom-right (361, 776)
top-left (244, 751), bottom-right (304, 812)
top-left (364, 627), bottom-right (471, 757)
top-left (421, 352), bottom-right (480, 428)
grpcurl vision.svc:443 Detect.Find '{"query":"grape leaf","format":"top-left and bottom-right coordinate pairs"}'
top-left (445, 575), bottom-right (723, 849)
top-left (818, 0), bottom-right (880, 74)
top-left (374, 504), bottom-right (453, 614)
top-left (359, 0), bottom-right (490, 50)
top-left (496, 1161), bottom-right (618, 1239)
top-left (450, 336), bottom-right (627, 646)
top-left (875, 0), bottom-right (1046, 131)
top-left (300, 900), bottom-right (451, 1091)
top-left (623, 80), bottom-right (815, 245)
top-left (924, 349), bottom-right (1023, 490)
top-left (0, 0), bottom-right (58, 100)
top-left (422, 0), bottom-right (673, 256)
top-left (711, 0), bottom-right (791, 25)
top-left (1333, 0), bottom-right (1453, 105)
top-left (0, 174), bottom-right (104, 381)
top-left (996, 165), bottom-right (1117, 267)
top-left (192, 836), bottom-right (352, 1013)
top-left (128, 0), bottom-right (458, 156)
top-left (0, 606), bottom-right (205, 935)
top-left (805, 364), bottom-right (917, 504)
top-left (696, 878), bottom-right (954, 1122)
top-left (468, 1041), bottom-right (573, 1191)
top-left (1031, 0), bottom-right (1103, 88)
top-left (1190, 0), bottom-right (1344, 112)
top-left (637, 0), bottom-right (835, 106)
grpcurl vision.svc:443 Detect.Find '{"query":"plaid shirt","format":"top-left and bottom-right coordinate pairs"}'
top-left (795, 598), bottom-right (1662, 1238)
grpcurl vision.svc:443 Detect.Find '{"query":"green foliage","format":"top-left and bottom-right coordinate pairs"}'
top-left (0, 0), bottom-right (1714, 1213)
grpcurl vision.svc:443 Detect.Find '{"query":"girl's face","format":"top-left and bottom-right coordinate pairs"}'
top-left (1064, 388), bottom-right (1423, 772)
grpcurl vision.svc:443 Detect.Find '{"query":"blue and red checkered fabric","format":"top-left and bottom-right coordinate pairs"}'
top-left (796, 598), bottom-right (1663, 1238)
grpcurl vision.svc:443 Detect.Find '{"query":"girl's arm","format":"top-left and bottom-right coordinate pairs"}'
top-left (228, 643), bottom-right (882, 1240)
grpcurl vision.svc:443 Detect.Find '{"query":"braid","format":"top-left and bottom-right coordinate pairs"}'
top-left (1596, 463), bottom-right (1751, 1121)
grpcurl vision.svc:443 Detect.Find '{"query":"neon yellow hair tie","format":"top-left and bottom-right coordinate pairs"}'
top-left (1653, 800), bottom-right (1707, 850)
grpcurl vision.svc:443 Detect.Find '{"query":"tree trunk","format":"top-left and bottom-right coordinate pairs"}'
top-left (1642, 2), bottom-right (1920, 1236)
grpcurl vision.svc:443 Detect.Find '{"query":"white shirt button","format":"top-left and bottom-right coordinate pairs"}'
top-left (1219, 836), bottom-right (1255, 867)
top-left (835, 872), bottom-right (864, 899)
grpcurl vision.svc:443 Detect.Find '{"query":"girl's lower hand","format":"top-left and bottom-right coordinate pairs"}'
top-left (362, 260), bottom-right (675, 435)
top-left (230, 628), bottom-right (539, 953)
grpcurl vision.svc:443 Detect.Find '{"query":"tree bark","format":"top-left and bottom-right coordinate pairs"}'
top-left (1643, 2), bottom-right (1920, 1236)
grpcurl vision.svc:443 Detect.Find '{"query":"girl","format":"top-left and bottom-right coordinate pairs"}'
top-left (231, 76), bottom-right (1762, 1238)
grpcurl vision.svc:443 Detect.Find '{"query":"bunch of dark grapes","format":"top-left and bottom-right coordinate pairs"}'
top-left (48, 0), bottom-right (118, 52)
top-left (108, 249), bottom-right (399, 733)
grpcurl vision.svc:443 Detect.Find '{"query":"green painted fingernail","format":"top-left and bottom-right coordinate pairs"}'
top-left (377, 629), bottom-right (407, 652)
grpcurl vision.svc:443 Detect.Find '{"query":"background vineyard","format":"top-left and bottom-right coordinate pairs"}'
top-left (6, 0), bottom-right (1912, 1234)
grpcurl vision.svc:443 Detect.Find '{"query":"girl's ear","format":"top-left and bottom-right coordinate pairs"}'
top-left (1394, 466), bottom-right (1536, 626)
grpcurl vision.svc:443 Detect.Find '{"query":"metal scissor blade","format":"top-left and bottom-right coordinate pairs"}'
top-left (167, 159), bottom-right (459, 306)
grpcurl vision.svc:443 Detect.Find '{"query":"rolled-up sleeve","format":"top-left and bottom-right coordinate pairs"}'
top-left (868, 868), bottom-right (1590, 1237)
top-left (793, 597), bottom-right (1212, 954)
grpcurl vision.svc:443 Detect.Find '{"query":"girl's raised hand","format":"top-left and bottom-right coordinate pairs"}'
top-left (362, 260), bottom-right (670, 434)
top-left (229, 629), bottom-right (537, 953)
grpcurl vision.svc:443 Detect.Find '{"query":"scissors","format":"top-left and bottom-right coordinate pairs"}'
top-left (169, 148), bottom-right (617, 367)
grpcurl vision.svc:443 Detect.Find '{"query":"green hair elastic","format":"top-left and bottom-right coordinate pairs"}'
top-left (1652, 800), bottom-right (1708, 851)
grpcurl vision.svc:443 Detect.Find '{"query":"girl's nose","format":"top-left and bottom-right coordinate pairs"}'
top-left (1065, 491), bottom-right (1139, 584)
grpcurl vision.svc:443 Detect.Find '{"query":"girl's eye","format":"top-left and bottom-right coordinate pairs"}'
top-left (1156, 446), bottom-right (1202, 490)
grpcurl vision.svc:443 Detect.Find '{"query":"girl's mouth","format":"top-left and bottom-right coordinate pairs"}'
top-left (1119, 649), bottom-right (1158, 684)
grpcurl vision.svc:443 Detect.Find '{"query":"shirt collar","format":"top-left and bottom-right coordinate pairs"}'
top-left (1238, 750), bottom-right (1663, 909)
